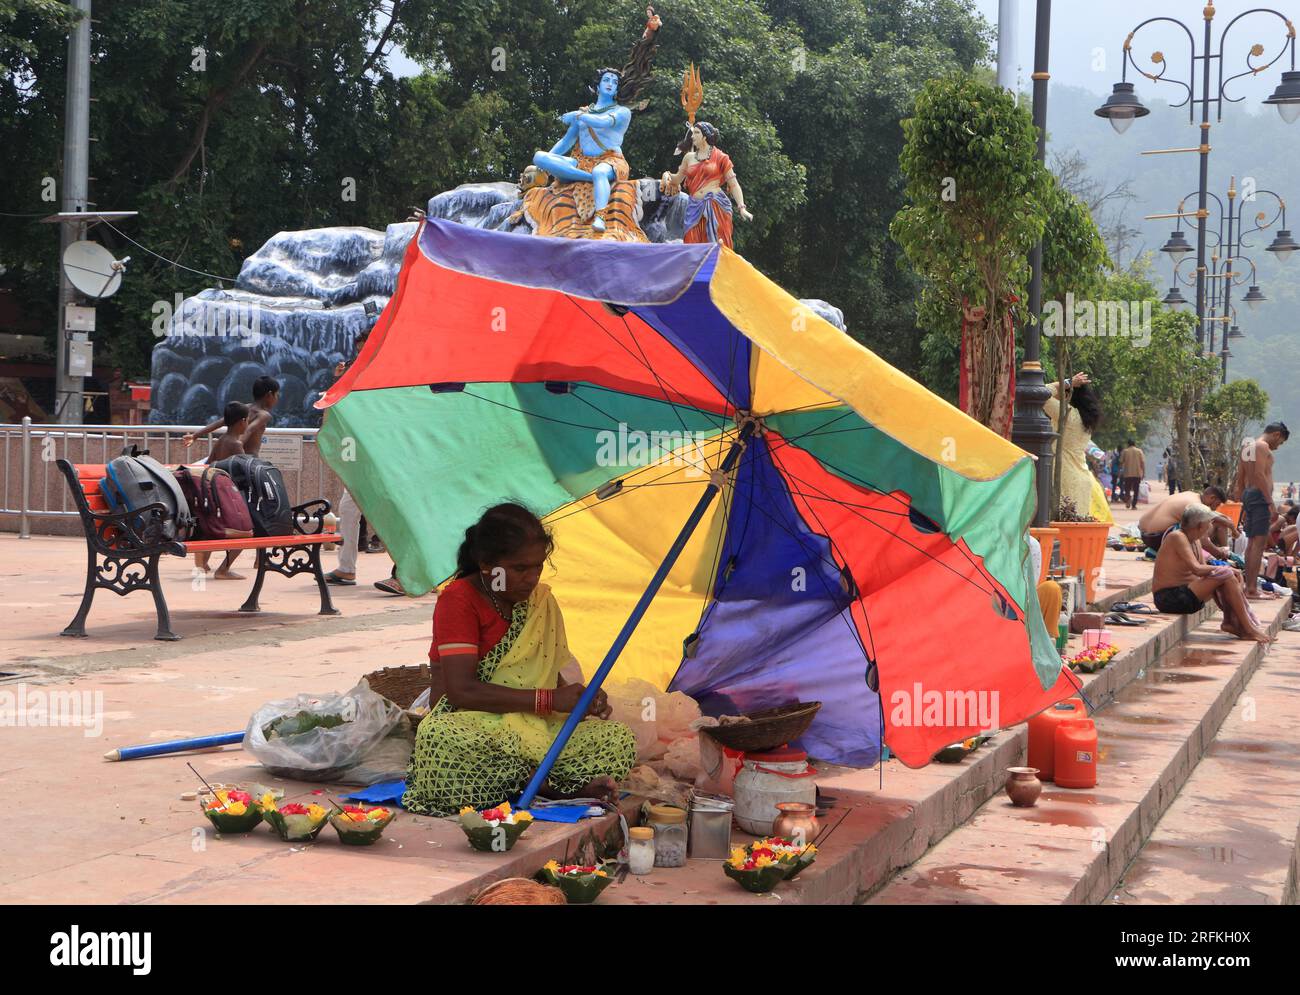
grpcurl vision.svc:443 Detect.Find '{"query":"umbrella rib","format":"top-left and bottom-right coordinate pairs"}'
top-left (689, 433), bottom-right (751, 636)
top-left (538, 427), bottom-right (746, 528)
top-left (565, 296), bottom-right (728, 453)
top-left (766, 444), bottom-right (999, 599)
top-left (669, 463), bottom-right (876, 685)
top-left (613, 309), bottom-right (719, 471)
top-left (582, 382), bottom-right (730, 431)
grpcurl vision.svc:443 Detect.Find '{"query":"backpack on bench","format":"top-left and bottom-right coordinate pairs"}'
top-left (213, 454), bottom-right (294, 536)
top-left (100, 445), bottom-right (195, 544)
top-left (175, 465), bottom-right (255, 540)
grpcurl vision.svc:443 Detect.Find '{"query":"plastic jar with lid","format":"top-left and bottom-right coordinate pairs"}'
top-left (646, 804), bottom-right (688, 867)
top-left (627, 826), bottom-right (656, 875)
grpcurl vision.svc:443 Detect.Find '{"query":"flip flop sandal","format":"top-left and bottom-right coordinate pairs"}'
top-left (1105, 612), bottom-right (1147, 626)
top-left (324, 571), bottom-right (357, 586)
top-left (374, 578), bottom-right (404, 595)
top-left (1112, 602), bottom-right (1158, 614)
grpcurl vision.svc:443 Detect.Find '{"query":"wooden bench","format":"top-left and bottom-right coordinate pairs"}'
top-left (57, 459), bottom-right (342, 641)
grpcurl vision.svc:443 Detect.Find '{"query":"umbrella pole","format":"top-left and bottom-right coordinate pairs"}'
top-left (517, 419), bottom-right (757, 809)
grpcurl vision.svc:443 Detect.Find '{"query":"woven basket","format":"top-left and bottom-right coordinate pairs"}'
top-left (702, 701), bottom-right (822, 753)
top-left (363, 665), bottom-right (431, 709)
top-left (472, 877), bottom-right (568, 906)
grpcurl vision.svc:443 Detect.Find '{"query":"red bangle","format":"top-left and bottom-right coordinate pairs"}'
top-left (535, 688), bottom-right (553, 716)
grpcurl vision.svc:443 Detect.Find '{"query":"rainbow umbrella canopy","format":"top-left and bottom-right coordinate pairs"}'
top-left (317, 219), bottom-right (1075, 769)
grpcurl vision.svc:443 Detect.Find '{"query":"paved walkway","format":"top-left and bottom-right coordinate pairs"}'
top-left (0, 487), bottom-right (1172, 903)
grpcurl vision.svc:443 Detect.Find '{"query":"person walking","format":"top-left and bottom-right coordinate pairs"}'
top-left (1120, 439), bottom-right (1145, 510)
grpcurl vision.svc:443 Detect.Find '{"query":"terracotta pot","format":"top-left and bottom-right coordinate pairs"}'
top-left (1028, 527), bottom-right (1060, 584)
top-left (1005, 766), bottom-right (1042, 807)
top-left (1050, 521), bottom-right (1110, 604)
top-left (771, 802), bottom-right (819, 847)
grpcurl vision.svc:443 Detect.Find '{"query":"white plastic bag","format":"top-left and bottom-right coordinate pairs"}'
top-left (244, 682), bottom-right (403, 781)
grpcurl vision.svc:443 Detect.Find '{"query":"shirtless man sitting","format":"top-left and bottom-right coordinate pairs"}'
top-left (1231, 421), bottom-right (1290, 598)
top-left (1152, 503), bottom-right (1272, 643)
top-left (1138, 485), bottom-right (1233, 555)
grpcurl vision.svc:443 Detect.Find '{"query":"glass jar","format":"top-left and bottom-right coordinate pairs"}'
top-left (647, 804), bottom-right (688, 867)
top-left (627, 826), bottom-right (656, 875)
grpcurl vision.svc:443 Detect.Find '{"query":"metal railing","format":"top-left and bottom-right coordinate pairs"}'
top-left (1, 418), bottom-right (337, 539)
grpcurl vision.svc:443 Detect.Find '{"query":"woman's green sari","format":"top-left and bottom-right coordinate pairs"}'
top-left (402, 583), bottom-right (636, 816)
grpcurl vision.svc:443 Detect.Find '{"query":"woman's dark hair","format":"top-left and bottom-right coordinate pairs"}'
top-left (1070, 383), bottom-right (1103, 432)
top-left (674, 121), bottom-right (720, 155)
top-left (455, 503), bottom-right (553, 578)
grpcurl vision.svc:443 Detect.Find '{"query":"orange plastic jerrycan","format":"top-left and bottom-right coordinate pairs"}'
top-left (1027, 699), bottom-right (1084, 782)
top-left (1054, 718), bottom-right (1098, 789)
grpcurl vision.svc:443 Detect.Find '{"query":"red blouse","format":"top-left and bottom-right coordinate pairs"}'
top-left (683, 150), bottom-right (733, 196)
top-left (429, 577), bottom-right (510, 663)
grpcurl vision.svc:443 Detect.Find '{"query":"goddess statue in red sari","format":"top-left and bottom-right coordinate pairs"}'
top-left (659, 122), bottom-right (752, 248)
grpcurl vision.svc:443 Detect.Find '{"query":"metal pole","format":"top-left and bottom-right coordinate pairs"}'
top-left (56, 0), bottom-right (91, 424)
top-left (1194, 8), bottom-right (1213, 351)
top-left (19, 416), bottom-right (32, 539)
top-left (1010, 0), bottom-right (1056, 527)
top-left (517, 420), bottom-right (757, 809)
top-left (997, 0), bottom-right (1021, 97)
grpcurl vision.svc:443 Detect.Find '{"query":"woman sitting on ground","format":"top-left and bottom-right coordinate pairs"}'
top-left (402, 503), bottom-right (636, 816)
top-left (1151, 502), bottom-right (1272, 643)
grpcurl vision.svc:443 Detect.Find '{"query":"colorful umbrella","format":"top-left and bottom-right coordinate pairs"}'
top-left (317, 219), bottom-right (1075, 796)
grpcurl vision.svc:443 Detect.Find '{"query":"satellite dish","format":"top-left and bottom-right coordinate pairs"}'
top-left (63, 240), bottom-right (128, 298)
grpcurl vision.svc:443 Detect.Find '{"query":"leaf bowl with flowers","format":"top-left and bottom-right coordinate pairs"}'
top-left (458, 802), bottom-right (534, 852)
top-left (747, 836), bottom-right (819, 880)
top-left (1068, 644), bottom-right (1120, 674)
top-left (256, 793), bottom-right (331, 842)
top-left (200, 789), bottom-right (263, 834)
top-left (328, 804), bottom-right (396, 846)
top-left (724, 844), bottom-right (792, 893)
top-left (539, 860), bottom-right (614, 904)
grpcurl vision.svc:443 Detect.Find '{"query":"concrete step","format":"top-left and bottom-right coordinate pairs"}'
top-left (1105, 630), bottom-right (1300, 905)
top-left (599, 579), bottom-right (1236, 904)
top-left (866, 596), bottom-right (1293, 905)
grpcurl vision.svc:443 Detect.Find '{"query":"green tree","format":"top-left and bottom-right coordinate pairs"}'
top-left (892, 72), bottom-right (1052, 433)
top-left (2, 0), bottom-right (993, 388)
top-left (1039, 176), bottom-right (1110, 516)
top-left (1200, 379), bottom-right (1269, 489)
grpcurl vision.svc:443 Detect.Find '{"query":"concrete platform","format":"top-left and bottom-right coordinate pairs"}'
top-left (868, 596), bottom-right (1293, 905)
top-left (1107, 635), bottom-right (1300, 905)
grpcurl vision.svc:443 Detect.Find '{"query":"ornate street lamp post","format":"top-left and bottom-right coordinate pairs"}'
top-left (1159, 179), bottom-right (1289, 381)
top-left (1095, 3), bottom-right (1300, 352)
top-left (1010, 0), bottom-right (1057, 527)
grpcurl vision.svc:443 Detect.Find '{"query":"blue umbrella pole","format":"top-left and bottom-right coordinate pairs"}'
top-left (518, 420), bottom-right (756, 809)
top-left (103, 731), bottom-right (245, 762)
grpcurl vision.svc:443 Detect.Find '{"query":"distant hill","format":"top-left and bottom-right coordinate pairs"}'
top-left (1043, 84), bottom-right (1300, 480)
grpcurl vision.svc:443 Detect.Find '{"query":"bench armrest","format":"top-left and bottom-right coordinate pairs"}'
top-left (86, 503), bottom-right (186, 556)
top-left (292, 499), bottom-right (332, 536)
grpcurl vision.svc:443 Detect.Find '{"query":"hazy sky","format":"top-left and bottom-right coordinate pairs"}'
top-left (973, 0), bottom-right (1292, 111)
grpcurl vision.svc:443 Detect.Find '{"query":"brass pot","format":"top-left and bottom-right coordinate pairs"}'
top-left (771, 802), bottom-right (819, 847)
top-left (1005, 766), bottom-right (1043, 808)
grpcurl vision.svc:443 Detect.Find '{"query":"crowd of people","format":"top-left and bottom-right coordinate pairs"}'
top-left (1046, 369), bottom-right (1294, 644)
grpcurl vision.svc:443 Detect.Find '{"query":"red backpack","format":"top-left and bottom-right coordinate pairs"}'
top-left (175, 465), bottom-right (254, 540)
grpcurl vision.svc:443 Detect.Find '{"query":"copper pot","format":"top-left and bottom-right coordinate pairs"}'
top-left (1005, 766), bottom-right (1043, 807)
top-left (771, 802), bottom-right (819, 846)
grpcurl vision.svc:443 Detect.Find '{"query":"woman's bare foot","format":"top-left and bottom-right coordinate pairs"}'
top-left (213, 569), bottom-right (245, 580)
